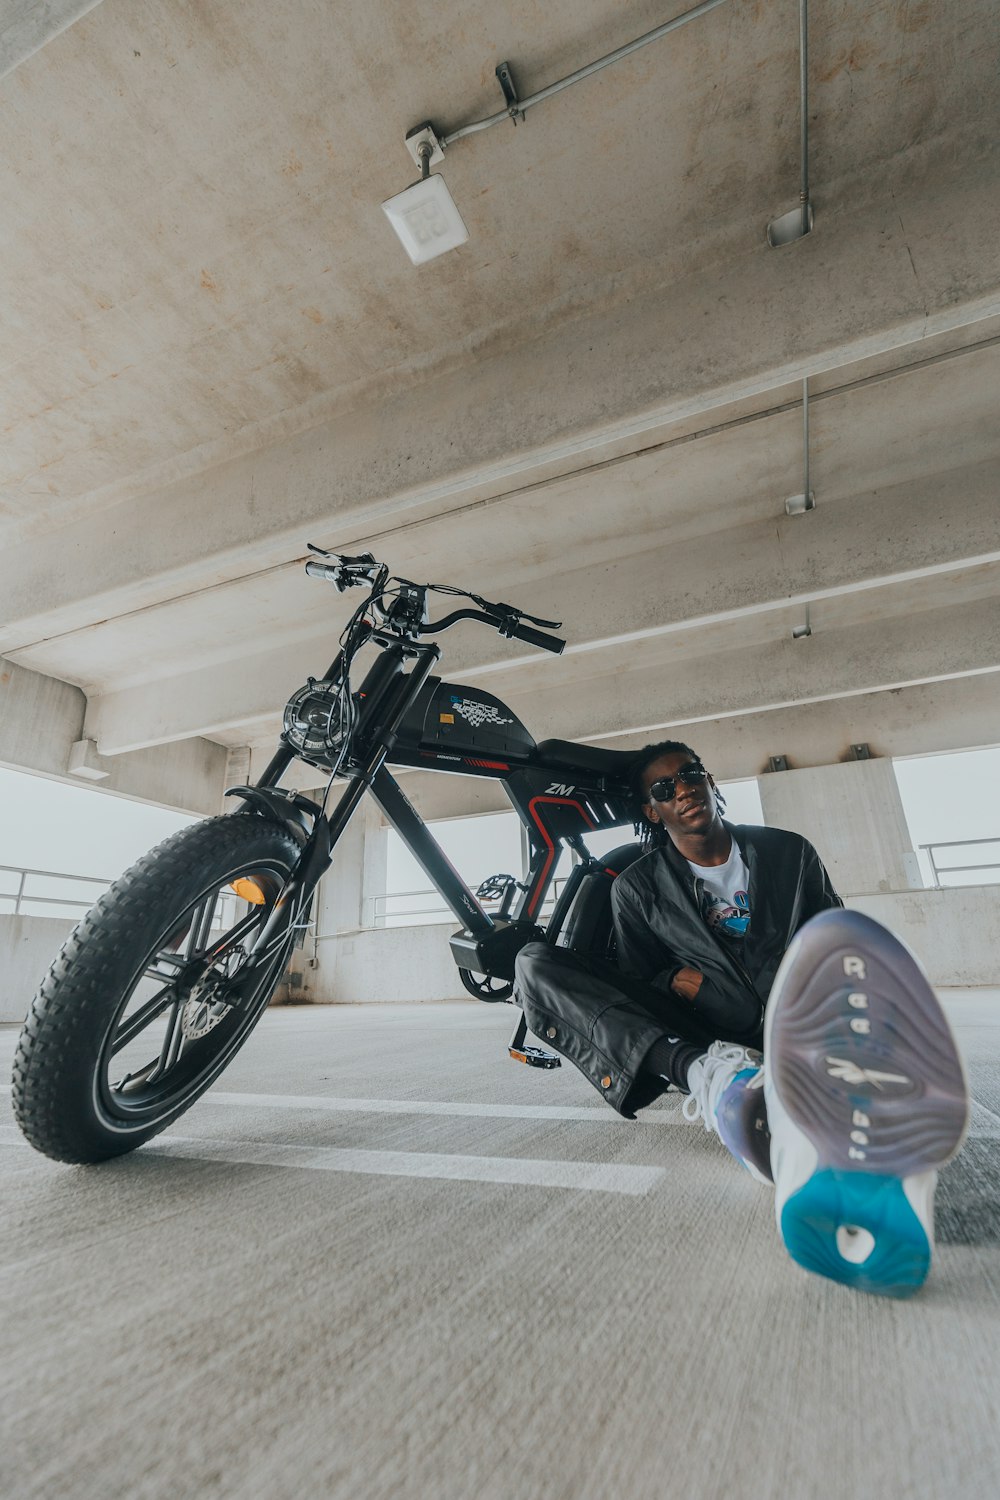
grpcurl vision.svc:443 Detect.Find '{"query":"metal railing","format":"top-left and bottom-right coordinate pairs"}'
top-left (918, 838), bottom-right (1000, 889)
top-left (374, 876), bottom-right (570, 928)
top-left (0, 863), bottom-right (113, 919)
top-left (0, 863), bottom-right (246, 930)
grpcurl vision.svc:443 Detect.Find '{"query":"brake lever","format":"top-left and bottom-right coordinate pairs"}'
top-left (492, 601), bottom-right (562, 629)
top-left (307, 543), bottom-right (378, 570)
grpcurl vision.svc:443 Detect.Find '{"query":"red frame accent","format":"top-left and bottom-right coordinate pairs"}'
top-left (524, 795), bottom-right (596, 918)
top-left (464, 758), bottom-right (511, 770)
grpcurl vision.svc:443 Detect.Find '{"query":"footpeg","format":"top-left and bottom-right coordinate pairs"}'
top-left (508, 1010), bottom-right (560, 1068)
top-left (509, 1044), bottom-right (561, 1068)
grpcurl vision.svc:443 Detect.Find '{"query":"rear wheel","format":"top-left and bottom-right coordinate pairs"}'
top-left (12, 815), bottom-right (302, 1163)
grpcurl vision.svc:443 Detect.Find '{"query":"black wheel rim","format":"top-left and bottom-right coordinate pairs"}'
top-left (458, 968), bottom-right (514, 1002)
top-left (96, 855), bottom-right (294, 1125)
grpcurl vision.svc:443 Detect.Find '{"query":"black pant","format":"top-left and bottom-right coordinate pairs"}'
top-left (514, 943), bottom-right (763, 1117)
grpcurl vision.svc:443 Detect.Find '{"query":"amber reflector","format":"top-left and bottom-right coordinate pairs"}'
top-left (230, 877), bottom-right (266, 905)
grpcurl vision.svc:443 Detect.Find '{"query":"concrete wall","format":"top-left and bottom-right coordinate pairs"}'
top-left (1, 656), bottom-right (228, 816)
top-left (304, 888), bottom-right (1000, 1003)
top-left (847, 888), bottom-right (1000, 989)
top-left (757, 758), bottom-right (920, 894)
top-left (311, 922), bottom-right (466, 1005)
top-left (0, 915), bottom-right (75, 1024)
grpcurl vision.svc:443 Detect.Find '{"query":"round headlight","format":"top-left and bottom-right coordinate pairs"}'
top-left (282, 679), bottom-right (346, 768)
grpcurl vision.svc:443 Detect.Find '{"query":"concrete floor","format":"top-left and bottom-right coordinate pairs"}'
top-left (2, 996), bottom-right (1000, 1500)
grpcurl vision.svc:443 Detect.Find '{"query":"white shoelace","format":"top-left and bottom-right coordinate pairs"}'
top-left (682, 1043), bottom-right (763, 1131)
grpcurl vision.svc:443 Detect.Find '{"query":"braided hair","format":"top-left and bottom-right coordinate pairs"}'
top-left (628, 739), bottom-right (727, 850)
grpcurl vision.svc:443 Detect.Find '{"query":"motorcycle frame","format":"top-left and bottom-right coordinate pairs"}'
top-left (233, 633), bottom-right (634, 979)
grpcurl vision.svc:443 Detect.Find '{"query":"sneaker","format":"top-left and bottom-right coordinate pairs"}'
top-left (683, 1042), bottom-right (773, 1185)
top-left (764, 908), bottom-right (970, 1298)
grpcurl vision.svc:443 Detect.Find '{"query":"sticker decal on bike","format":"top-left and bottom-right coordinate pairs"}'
top-left (545, 782), bottom-right (576, 796)
top-left (449, 696), bottom-right (514, 730)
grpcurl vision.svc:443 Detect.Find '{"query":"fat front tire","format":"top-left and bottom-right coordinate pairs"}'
top-left (12, 815), bottom-right (302, 1164)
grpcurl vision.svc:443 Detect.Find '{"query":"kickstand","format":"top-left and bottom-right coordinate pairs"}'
top-left (508, 1009), bottom-right (561, 1068)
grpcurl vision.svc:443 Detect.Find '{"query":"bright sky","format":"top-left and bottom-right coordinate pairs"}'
top-left (0, 770), bottom-right (193, 912)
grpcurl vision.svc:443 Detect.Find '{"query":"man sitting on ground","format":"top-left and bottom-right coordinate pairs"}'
top-left (514, 740), bottom-right (970, 1298)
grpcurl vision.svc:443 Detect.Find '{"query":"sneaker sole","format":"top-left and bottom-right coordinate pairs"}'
top-left (765, 909), bottom-right (969, 1297)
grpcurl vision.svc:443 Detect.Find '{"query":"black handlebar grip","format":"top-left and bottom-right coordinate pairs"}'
top-left (509, 620), bottom-right (566, 654)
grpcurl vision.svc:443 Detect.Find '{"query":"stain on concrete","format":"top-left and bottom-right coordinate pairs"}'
top-left (897, 0), bottom-right (932, 34)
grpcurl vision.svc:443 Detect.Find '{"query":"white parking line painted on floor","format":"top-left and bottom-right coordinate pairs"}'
top-left (0, 1124), bottom-right (665, 1193)
top-left (0, 1081), bottom-right (683, 1123)
top-left (0, 1122), bottom-right (665, 1200)
top-left (201, 1090), bottom-right (685, 1124)
top-left (0, 1078), bottom-right (662, 1121)
top-left (145, 1136), bottom-right (667, 1192)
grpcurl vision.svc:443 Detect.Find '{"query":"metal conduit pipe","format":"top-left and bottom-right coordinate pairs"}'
top-left (767, 0), bottom-right (813, 246)
top-left (440, 0), bottom-right (732, 149)
top-left (799, 0), bottom-right (810, 237)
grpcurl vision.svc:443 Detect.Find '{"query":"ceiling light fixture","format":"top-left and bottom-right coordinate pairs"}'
top-left (382, 0), bottom-right (731, 263)
top-left (791, 603), bottom-right (813, 640)
top-left (381, 135), bottom-right (469, 266)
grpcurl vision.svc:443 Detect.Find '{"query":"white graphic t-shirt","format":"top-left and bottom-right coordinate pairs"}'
top-left (686, 840), bottom-right (751, 941)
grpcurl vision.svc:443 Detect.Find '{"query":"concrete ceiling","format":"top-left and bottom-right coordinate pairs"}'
top-left (2, 0), bottom-right (999, 791)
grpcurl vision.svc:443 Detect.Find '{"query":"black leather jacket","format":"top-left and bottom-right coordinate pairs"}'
top-left (515, 823), bottom-right (841, 1118)
top-left (611, 822), bottom-right (843, 1046)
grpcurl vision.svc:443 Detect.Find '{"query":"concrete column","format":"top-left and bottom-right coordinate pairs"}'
top-left (308, 799), bottom-right (386, 998)
top-left (757, 759), bottom-right (919, 896)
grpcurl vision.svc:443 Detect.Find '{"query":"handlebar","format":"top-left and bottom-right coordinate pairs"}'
top-left (421, 607), bottom-right (565, 655)
top-left (305, 555), bottom-right (382, 590)
top-left (304, 549), bottom-right (565, 654)
top-left (502, 618), bottom-right (566, 655)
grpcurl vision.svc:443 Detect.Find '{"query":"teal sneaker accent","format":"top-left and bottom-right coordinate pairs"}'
top-left (780, 1169), bottom-right (931, 1299)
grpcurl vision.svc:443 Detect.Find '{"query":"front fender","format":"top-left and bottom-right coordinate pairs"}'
top-left (224, 786), bottom-right (314, 845)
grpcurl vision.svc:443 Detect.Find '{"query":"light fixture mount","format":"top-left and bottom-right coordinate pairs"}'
top-left (404, 122), bottom-right (445, 171)
top-left (495, 61), bottom-right (523, 122)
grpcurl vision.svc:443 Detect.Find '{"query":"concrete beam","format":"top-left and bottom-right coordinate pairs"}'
top-left (0, 656), bottom-right (227, 815)
top-left (0, 1), bottom-right (105, 81)
top-left (2, 160), bottom-right (999, 651)
top-left (83, 460), bottom-right (1000, 752)
top-left (635, 674), bottom-right (1000, 781)
top-left (481, 594), bottom-right (1000, 750)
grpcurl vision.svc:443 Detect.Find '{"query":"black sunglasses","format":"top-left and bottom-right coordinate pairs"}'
top-left (646, 763), bottom-right (708, 803)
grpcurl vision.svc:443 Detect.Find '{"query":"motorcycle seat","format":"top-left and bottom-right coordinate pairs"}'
top-left (534, 738), bottom-right (636, 779)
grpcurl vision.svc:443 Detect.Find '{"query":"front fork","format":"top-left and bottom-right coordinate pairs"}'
top-left (228, 636), bottom-right (448, 989)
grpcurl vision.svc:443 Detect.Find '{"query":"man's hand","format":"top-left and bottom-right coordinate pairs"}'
top-left (671, 966), bottom-right (704, 1001)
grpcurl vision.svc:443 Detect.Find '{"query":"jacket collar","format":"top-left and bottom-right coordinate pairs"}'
top-left (659, 819), bottom-right (761, 904)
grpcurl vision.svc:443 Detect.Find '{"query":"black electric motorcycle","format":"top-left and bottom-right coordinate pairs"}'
top-left (12, 550), bottom-right (644, 1163)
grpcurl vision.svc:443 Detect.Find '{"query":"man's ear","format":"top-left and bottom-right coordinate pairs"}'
top-left (643, 801), bottom-right (659, 825)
